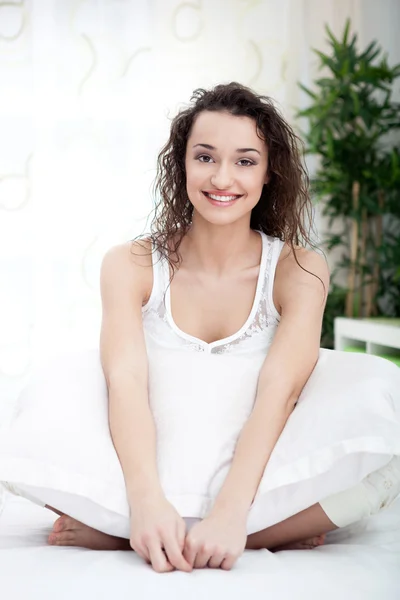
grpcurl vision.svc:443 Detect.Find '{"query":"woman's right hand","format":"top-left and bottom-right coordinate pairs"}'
top-left (129, 493), bottom-right (193, 573)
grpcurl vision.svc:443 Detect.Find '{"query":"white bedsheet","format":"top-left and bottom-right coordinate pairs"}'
top-left (1, 491), bottom-right (399, 600)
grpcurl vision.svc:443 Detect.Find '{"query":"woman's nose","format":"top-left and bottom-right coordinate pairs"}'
top-left (210, 163), bottom-right (234, 189)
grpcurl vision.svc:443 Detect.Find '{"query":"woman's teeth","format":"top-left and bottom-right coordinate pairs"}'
top-left (205, 193), bottom-right (240, 202)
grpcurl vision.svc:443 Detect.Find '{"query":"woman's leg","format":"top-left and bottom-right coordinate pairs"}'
top-left (247, 455), bottom-right (400, 551)
top-left (44, 456), bottom-right (400, 551)
top-left (43, 502), bottom-right (334, 551)
top-left (245, 502), bottom-right (337, 551)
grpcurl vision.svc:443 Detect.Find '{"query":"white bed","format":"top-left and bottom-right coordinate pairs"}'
top-left (1, 490), bottom-right (399, 600)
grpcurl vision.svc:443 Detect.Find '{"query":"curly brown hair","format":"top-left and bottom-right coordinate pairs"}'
top-left (132, 81), bottom-right (322, 289)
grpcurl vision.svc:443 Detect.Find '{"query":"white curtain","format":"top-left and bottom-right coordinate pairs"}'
top-left (1, 0), bottom-right (398, 407)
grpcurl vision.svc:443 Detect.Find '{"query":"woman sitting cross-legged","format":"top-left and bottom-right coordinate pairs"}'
top-left (44, 82), bottom-right (400, 573)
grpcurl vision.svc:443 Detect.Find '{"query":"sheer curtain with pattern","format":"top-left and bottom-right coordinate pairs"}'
top-left (1, 0), bottom-right (397, 409)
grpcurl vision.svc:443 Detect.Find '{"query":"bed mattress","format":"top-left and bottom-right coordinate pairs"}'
top-left (1, 491), bottom-right (399, 600)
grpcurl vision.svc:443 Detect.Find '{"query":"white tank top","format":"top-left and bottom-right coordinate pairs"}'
top-left (141, 230), bottom-right (285, 518)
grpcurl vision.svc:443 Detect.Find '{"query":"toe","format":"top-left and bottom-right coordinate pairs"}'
top-left (51, 532), bottom-right (75, 546)
top-left (53, 516), bottom-right (66, 533)
top-left (53, 515), bottom-right (75, 533)
top-left (302, 535), bottom-right (325, 548)
top-left (309, 534), bottom-right (325, 547)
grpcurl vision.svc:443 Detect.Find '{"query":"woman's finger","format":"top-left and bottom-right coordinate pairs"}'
top-left (183, 537), bottom-right (197, 568)
top-left (132, 545), bottom-right (151, 564)
top-left (130, 538), bottom-right (151, 561)
top-left (163, 536), bottom-right (193, 572)
top-left (220, 555), bottom-right (236, 571)
top-left (207, 553), bottom-right (225, 569)
top-left (194, 547), bottom-right (211, 569)
top-left (177, 520), bottom-right (186, 552)
top-left (147, 542), bottom-right (175, 573)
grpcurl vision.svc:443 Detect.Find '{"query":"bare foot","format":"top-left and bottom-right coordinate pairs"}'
top-left (273, 534), bottom-right (326, 552)
top-left (47, 514), bottom-right (131, 550)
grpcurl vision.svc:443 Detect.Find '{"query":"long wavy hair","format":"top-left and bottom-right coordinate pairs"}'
top-left (131, 81), bottom-right (322, 290)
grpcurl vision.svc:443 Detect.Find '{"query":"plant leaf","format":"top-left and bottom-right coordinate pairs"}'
top-left (342, 18), bottom-right (351, 45)
top-left (298, 82), bottom-right (318, 100)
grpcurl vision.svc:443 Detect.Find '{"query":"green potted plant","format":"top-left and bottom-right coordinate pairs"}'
top-left (296, 19), bottom-right (400, 349)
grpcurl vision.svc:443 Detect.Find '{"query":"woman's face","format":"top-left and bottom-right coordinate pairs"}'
top-left (184, 110), bottom-right (269, 225)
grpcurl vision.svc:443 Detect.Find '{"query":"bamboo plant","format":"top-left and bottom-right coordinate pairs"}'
top-left (296, 19), bottom-right (400, 348)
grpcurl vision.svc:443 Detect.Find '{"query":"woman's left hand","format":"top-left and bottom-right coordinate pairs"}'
top-left (183, 512), bottom-right (247, 570)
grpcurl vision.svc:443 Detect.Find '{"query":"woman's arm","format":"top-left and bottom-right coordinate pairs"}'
top-left (210, 247), bottom-right (330, 519)
top-left (107, 375), bottom-right (164, 503)
top-left (100, 243), bottom-right (163, 504)
top-left (101, 244), bottom-right (193, 573)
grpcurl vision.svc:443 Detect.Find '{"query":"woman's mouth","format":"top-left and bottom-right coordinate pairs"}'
top-left (202, 191), bottom-right (243, 206)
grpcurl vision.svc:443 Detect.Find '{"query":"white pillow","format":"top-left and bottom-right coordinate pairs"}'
top-left (1, 348), bottom-right (399, 538)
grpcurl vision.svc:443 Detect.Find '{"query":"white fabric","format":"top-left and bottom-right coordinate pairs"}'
top-left (320, 455), bottom-right (400, 528)
top-left (1, 491), bottom-right (400, 600)
top-left (0, 346), bottom-right (399, 538)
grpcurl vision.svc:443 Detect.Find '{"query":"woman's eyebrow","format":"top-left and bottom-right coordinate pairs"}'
top-left (193, 143), bottom-right (261, 155)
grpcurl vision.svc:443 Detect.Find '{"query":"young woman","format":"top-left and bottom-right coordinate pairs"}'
top-left (45, 82), bottom-right (400, 573)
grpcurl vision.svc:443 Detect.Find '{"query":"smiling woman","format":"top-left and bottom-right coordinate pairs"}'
top-left (96, 82), bottom-right (398, 571)
top-left (6, 81), bottom-right (399, 575)
top-left (145, 82), bottom-right (316, 287)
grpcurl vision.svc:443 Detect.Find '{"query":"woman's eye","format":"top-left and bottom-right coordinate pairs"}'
top-left (197, 155), bottom-right (214, 163)
top-left (196, 155), bottom-right (254, 167)
top-left (238, 159), bottom-right (254, 167)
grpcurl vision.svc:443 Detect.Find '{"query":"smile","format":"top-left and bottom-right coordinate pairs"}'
top-left (203, 192), bottom-right (243, 202)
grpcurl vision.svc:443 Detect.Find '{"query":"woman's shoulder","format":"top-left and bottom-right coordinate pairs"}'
top-left (276, 242), bottom-right (328, 277)
top-left (274, 242), bottom-right (330, 305)
top-left (127, 236), bottom-right (154, 266)
top-left (105, 237), bottom-right (154, 306)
